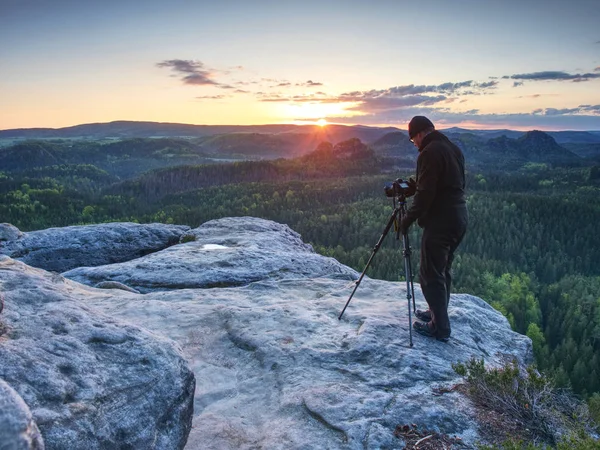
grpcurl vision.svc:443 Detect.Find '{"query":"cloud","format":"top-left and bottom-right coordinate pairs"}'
top-left (510, 71), bottom-right (600, 82)
top-left (195, 94), bottom-right (228, 100)
top-left (528, 105), bottom-right (600, 116)
top-left (477, 80), bottom-right (499, 89)
top-left (594, 66), bottom-right (600, 72)
top-left (297, 80), bottom-right (324, 87)
top-left (345, 94), bottom-right (447, 112)
top-left (513, 81), bottom-right (524, 87)
top-left (157, 59), bottom-right (234, 88)
top-left (257, 79), bottom-right (495, 113)
top-left (326, 107), bottom-right (600, 130)
top-left (258, 93), bottom-right (340, 103)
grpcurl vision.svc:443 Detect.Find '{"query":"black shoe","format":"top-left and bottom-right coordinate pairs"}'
top-left (415, 309), bottom-right (431, 322)
top-left (413, 321), bottom-right (449, 342)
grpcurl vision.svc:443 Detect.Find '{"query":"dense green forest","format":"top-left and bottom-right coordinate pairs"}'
top-left (1, 135), bottom-right (600, 402)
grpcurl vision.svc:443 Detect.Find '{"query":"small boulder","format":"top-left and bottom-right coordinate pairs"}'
top-left (0, 378), bottom-right (45, 450)
top-left (0, 222), bottom-right (190, 272)
top-left (0, 223), bottom-right (23, 241)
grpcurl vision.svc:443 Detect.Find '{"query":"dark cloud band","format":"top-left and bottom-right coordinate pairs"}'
top-left (510, 71), bottom-right (600, 82)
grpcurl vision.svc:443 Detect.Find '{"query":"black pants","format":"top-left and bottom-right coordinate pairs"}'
top-left (419, 218), bottom-right (467, 338)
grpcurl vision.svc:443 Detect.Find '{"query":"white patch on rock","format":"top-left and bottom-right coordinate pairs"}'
top-left (201, 244), bottom-right (229, 250)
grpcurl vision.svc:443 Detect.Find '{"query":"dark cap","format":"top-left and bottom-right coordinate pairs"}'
top-left (408, 116), bottom-right (434, 139)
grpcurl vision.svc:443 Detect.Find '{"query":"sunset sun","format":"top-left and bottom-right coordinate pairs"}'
top-left (316, 118), bottom-right (327, 127)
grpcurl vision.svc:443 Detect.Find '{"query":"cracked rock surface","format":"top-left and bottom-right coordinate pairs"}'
top-left (89, 278), bottom-right (531, 449)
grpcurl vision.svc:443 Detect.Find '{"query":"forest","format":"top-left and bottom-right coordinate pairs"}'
top-left (1, 134), bottom-right (600, 402)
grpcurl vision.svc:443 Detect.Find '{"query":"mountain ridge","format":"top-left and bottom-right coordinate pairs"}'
top-left (3, 120), bottom-right (600, 145)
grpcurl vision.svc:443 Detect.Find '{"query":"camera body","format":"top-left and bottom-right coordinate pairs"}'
top-left (384, 178), bottom-right (411, 198)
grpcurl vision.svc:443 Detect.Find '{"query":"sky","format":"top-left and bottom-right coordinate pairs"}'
top-left (1, 0), bottom-right (600, 131)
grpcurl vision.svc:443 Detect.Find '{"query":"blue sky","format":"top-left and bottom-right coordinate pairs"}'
top-left (1, 0), bottom-right (599, 130)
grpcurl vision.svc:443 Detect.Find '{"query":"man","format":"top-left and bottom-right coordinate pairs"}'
top-left (400, 116), bottom-right (468, 342)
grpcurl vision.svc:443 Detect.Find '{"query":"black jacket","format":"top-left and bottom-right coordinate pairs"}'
top-left (404, 130), bottom-right (467, 228)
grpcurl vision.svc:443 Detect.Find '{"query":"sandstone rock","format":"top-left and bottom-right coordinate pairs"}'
top-left (0, 222), bottom-right (190, 272)
top-left (50, 214), bottom-right (531, 450)
top-left (0, 256), bottom-right (195, 450)
top-left (64, 217), bottom-right (358, 292)
top-left (0, 218), bottom-right (534, 449)
top-left (0, 378), bottom-right (45, 450)
top-left (92, 279), bottom-right (531, 449)
top-left (0, 223), bottom-right (23, 241)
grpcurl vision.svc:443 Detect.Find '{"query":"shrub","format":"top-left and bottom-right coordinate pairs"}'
top-left (453, 358), bottom-right (598, 447)
top-left (180, 234), bottom-right (197, 243)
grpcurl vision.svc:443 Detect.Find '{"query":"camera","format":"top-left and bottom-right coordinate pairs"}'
top-left (384, 178), bottom-right (411, 197)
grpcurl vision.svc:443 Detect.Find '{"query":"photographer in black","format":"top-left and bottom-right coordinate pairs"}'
top-left (400, 116), bottom-right (468, 342)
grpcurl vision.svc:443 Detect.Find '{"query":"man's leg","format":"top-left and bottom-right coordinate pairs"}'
top-left (445, 252), bottom-right (454, 308)
top-left (420, 228), bottom-right (452, 338)
top-left (445, 226), bottom-right (467, 307)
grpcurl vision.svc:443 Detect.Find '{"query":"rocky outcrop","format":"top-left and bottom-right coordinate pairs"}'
top-left (0, 223), bottom-right (24, 241)
top-left (0, 222), bottom-right (189, 272)
top-left (0, 217), bottom-right (533, 449)
top-left (64, 217), bottom-right (357, 292)
top-left (0, 256), bottom-right (195, 450)
top-left (0, 379), bottom-right (45, 450)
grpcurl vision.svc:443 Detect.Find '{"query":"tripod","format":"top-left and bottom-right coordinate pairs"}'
top-left (338, 194), bottom-right (417, 347)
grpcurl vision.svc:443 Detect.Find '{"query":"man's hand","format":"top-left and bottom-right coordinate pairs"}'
top-left (400, 217), bottom-right (413, 235)
top-left (406, 177), bottom-right (417, 197)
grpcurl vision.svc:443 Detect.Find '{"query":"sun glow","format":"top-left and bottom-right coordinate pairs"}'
top-left (276, 101), bottom-right (361, 125)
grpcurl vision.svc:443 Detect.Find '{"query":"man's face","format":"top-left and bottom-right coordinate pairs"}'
top-left (410, 131), bottom-right (423, 149)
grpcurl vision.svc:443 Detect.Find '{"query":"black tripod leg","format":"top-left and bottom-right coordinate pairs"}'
top-left (399, 201), bottom-right (415, 347)
top-left (338, 208), bottom-right (399, 320)
top-left (406, 235), bottom-right (417, 313)
top-left (403, 233), bottom-right (414, 347)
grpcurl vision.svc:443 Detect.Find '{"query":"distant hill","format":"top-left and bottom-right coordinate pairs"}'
top-left (443, 127), bottom-right (525, 140)
top-left (562, 143), bottom-right (600, 160)
top-left (470, 131), bottom-right (581, 168)
top-left (0, 125), bottom-right (589, 181)
top-left (105, 138), bottom-right (381, 201)
top-left (0, 120), bottom-right (398, 143)
top-left (546, 131), bottom-right (600, 145)
top-left (370, 129), bottom-right (582, 169)
top-left (0, 138), bottom-right (214, 178)
top-left (4, 121), bottom-right (600, 147)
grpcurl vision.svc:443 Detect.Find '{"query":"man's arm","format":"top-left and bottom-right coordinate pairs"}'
top-left (403, 148), bottom-right (440, 225)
